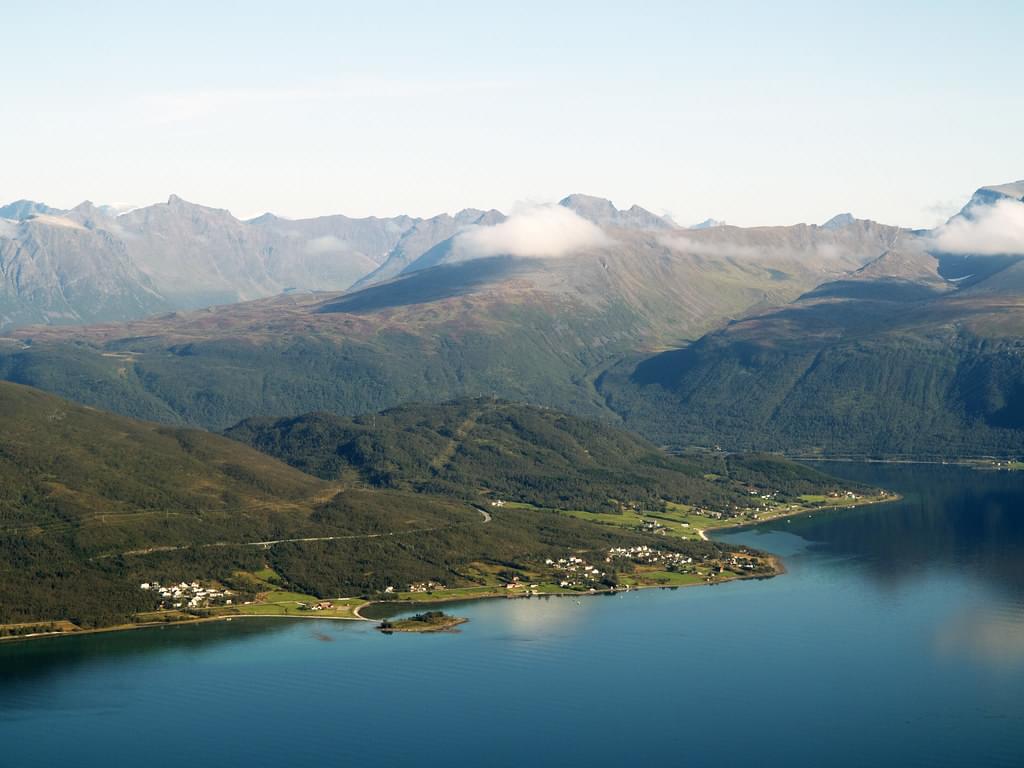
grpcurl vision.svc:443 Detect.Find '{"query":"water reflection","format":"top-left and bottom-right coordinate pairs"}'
top-left (369, 593), bottom-right (593, 636)
top-left (0, 619), bottom-right (295, 695)
top-left (2, 464), bottom-right (1024, 767)
top-left (759, 463), bottom-right (1024, 597)
top-left (935, 601), bottom-right (1024, 666)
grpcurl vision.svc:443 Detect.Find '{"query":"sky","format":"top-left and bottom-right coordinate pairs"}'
top-left (2, 0), bottom-right (1022, 228)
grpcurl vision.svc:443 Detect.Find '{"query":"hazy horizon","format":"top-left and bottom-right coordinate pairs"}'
top-left (3, 1), bottom-right (1022, 228)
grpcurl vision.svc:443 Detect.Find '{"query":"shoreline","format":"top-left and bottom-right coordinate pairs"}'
top-left (790, 455), bottom-right (1019, 469)
top-left (0, 610), bottom-right (375, 645)
top-left (1, 565), bottom-right (780, 645)
top-left (2, 492), bottom-right (895, 645)
top-left (700, 491), bottom-right (901, 536)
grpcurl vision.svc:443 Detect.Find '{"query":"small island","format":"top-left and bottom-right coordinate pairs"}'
top-left (377, 611), bottom-right (467, 633)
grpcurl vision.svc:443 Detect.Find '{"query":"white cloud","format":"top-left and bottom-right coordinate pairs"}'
top-left (304, 235), bottom-right (351, 254)
top-left (659, 234), bottom-right (761, 259)
top-left (929, 199), bottom-right (1024, 255)
top-left (453, 204), bottom-right (609, 259)
top-left (659, 233), bottom-right (850, 263)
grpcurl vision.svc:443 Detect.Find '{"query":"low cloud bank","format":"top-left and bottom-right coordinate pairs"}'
top-left (305, 235), bottom-right (351, 254)
top-left (454, 205), bottom-right (609, 259)
top-left (929, 199), bottom-right (1024, 255)
top-left (659, 234), bottom-right (844, 262)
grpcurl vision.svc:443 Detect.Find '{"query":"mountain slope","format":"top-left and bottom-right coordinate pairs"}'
top-left (957, 179), bottom-right (1024, 217)
top-left (0, 212), bottom-right (171, 328)
top-left (0, 384), bottom-right (768, 629)
top-left (0, 196), bottom-right (505, 330)
top-left (0, 379), bottom-right (336, 625)
top-left (225, 398), bottom-right (852, 512)
top-left (599, 230), bottom-right (1024, 457)
top-left (352, 208), bottom-right (506, 287)
top-left (559, 194), bottom-right (674, 229)
top-left (0, 212), bottom-right (905, 430)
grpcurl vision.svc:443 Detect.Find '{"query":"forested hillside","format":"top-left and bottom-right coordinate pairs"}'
top-left (0, 385), bottom-right (762, 628)
top-left (601, 255), bottom-right (1024, 457)
top-left (226, 398), bottom-right (855, 512)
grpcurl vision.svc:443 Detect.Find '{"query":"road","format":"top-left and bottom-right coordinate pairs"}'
top-left (104, 503), bottom-right (493, 559)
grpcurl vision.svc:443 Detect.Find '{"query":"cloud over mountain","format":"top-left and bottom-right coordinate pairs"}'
top-left (304, 235), bottom-right (352, 254)
top-left (453, 204), bottom-right (610, 259)
top-left (930, 199), bottom-right (1024, 255)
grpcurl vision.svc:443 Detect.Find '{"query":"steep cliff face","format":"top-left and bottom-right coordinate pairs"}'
top-left (0, 213), bottom-right (169, 328)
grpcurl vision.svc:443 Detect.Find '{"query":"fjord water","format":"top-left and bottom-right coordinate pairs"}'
top-left (2, 464), bottom-right (1023, 767)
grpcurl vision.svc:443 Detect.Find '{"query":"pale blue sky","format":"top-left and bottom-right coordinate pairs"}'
top-left (2, 1), bottom-right (1021, 226)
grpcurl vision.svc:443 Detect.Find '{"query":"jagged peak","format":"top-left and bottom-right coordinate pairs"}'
top-left (0, 199), bottom-right (64, 220)
top-left (956, 180), bottom-right (1024, 221)
top-left (163, 194), bottom-right (231, 215)
top-left (976, 180), bottom-right (1024, 199)
top-left (246, 212), bottom-right (283, 225)
top-left (559, 193), bottom-right (618, 213)
top-left (822, 213), bottom-right (857, 230)
top-left (559, 194), bottom-right (672, 230)
top-left (689, 218), bottom-right (725, 230)
top-left (454, 208), bottom-right (505, 226)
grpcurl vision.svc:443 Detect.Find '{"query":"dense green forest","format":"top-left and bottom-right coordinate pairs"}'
top-left (8, 294), bottom-right (1024, 460)
top-left (225, 399), bottom-right (853, 513)
top-left (1, 383), bottom-right (777, 629)
top-left (0, 300), bottom-right (624, 430)
top-left (601, 305), bottom-right (1024, 458)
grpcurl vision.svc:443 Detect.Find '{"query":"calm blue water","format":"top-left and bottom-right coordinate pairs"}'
top-left (2, 463), bottom-right (1023, 767)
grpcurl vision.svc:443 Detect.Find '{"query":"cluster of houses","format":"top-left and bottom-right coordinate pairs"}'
top-left (724, 555), bottom-right (765, 572)
top-left (828, 490), bottom-right (862, 500)
top-left (988, 460), bottom-right (1019, 470)
top-left (606, 545), bottom-right (696, 570)
top-left (503, 575), bottom-right (541, 593)
top-left (638, 520), bottom-right (669, 535)
top-left (140, 581), bottom-right (233, 610)
top-left (691, 506), bottom-right (727, 520)
top-left (407, 581), bottom-right (446, 593)
top-left (544, 556), bottom-right (605, 588)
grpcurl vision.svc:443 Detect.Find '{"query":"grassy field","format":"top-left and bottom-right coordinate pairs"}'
top-left (551, 491), bottom-right (897, 541)
top-left (229, 596), bottom-right (363, 619)
top-left (619, 570), bottom-right (708, 587)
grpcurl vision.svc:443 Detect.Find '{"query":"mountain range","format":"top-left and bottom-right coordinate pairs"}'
top-left (0, 195), bottom-right (505, 329)
top-left (2, 181), bottom-right (1023, 458)
top-left (0, 190), bottom-right (893, 332)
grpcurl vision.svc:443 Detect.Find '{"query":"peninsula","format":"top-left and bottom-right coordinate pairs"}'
top-left (0, 386), bottom-right (893, 641)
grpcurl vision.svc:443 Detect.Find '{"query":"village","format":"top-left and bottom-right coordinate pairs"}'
top-left (606, 545), bottom-right (696, 570)
top-left (405, 581), bottom-right (448, 594)
top-left (686, 486), bottom-right (868, 523)
top-left (544, 555), bottom-right (607, 588)
top-left (140, 581), bottom-right (236, 610)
